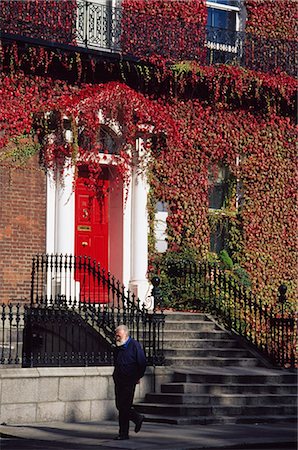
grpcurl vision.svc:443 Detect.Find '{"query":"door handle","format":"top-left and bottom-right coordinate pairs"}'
top-left (82, 241), bottom-right (88, 247)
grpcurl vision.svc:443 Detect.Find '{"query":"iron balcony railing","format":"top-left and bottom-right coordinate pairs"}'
top-left (0, 1), bottom-right (296, 76)
top-left (163, 261), bottom-right (297, 369)
top-left (0, 254), bottom-right (165, 367)
top-left (76, 0), bottom-right (122, 52)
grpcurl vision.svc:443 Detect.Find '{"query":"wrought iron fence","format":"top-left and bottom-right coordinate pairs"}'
top-left (206, 26), bottom-right (244, 65)
top-left (0, 254), bottom-right (165, 367)
top-left (0, 303), bottom-right (24, 365)
top-left (164, 261), bottom-right (297, 368)
top-left (76, 1), bottom-right (122, 51)
top-left (205, 28), bottom-right (297, 76)
top-left (244, 33), bottom-right (297, 77)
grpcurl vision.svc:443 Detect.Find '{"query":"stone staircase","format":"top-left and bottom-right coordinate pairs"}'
top-left (162, 312), bottom-right (261, 368)
top-left (135, 312), bottom-right (297, 425)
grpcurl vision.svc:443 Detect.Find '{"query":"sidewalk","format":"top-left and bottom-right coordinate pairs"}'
top-left (0, 420), bottom-right (296, 450)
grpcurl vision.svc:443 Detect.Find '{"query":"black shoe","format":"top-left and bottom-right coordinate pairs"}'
top-left (135, 415), bottom-right (145, 433)
top-left (113, 435), bottom-right (129, 440)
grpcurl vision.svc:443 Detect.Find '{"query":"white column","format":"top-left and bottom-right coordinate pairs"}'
top-left (55, 164), bottom-right (75, 255)
top-left (46, 173), bottom-right (56, 255)
top-left (129, 138), bottom-right (150, 304)
top-left (55, 127), bottom-right (75, 256)
top-left (54, 163), bottom-right (75, 301)
top-left (123, 180), bottom-right (132, 289)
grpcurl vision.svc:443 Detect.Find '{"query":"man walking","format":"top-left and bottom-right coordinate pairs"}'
top-left (113, 324), bottom-right (146, 440)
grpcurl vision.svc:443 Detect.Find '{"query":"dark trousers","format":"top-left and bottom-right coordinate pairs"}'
top-left (114, 381), bottom-right (142, 437)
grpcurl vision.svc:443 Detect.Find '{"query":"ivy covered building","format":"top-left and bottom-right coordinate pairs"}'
top-left (0, 0), bottom-right (296, 307)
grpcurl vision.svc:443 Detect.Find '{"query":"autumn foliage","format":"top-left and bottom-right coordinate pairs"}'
top-left (0, 0), bottom-right (77, 44)
top-left (0, 0), bottom-right (297, 304)
top-left (121, 0), bottom-right (207, 64)
top-left (245, 0), bottom-right (298, 41)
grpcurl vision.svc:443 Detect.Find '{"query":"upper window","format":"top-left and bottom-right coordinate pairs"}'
top-left (206, 1), bottom-right (242, 61)
top-left (207, 0), bottom-right (240, 6)
top-left (207, 7), bottom-right (237, 31)
top-left (207, 1), bottom-right (240, 30)
top-left (208, 166), bottom-right (230, 210)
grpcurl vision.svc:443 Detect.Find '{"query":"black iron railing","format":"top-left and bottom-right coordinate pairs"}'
top-left (0, 1), bottom-right (296, 76)
top-left (76, 1), bottom-right (122, 51)
top-left (0, 303), bottom-right (23, 365)
top-left (164, 261), bottom-right (297, 368)
top-left (28, 253), bottom-right (164, 367)
top-left (0, 253), bottom-right (164, 367)
top-left (243, 33), bottom-right (297, 77)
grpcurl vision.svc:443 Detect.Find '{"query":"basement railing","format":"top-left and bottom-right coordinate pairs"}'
top-left (0, 1), bottom-right (296, 76)
top-left (0, 254), bottom-right (164, 367)
top-left (163, 261), bottom-right (297, 369)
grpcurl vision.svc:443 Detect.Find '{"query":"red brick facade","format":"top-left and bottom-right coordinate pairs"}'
top-left (0, 156), bottom-right (46, 303)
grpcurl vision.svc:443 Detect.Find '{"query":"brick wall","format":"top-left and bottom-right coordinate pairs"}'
top-left (0, 156), bottom-right (46, 303)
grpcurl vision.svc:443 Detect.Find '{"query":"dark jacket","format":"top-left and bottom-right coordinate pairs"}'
top-left (113, 337), bottom-right (147, 385)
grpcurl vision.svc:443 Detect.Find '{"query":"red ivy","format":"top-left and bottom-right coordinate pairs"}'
top-left (0, 69), bottom-right (297, 302)
top-left (245, 0), bottom-right (298, 41)
top-left (150, 99), bottom-right (297, 301)
top-left (0, 0), bottom-right (77, 45)
top-left (173, 63), bottom-right (297, 114)
top-left (121, 0), bottom-right (207, 64)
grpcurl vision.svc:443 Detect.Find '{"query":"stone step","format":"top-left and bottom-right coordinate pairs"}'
top-left (145, 392), bottom-right (297, 406)
top-left (161, 382), bottom-right (298, 395)
top-left (164, 348), bottom-right (252, 358)
top-left (142, 413), bottom-right (298, 425)
top-left (141, 311), bottom-right (296, 426)
top-left (173, 370), bottom-right (297, 385)
top-left (163, 338), bottom-right (241, 349)
top-left (135, 402), bottom-right (297, 417)
top-left (166, 357), bottom-right (260, 367)
top-left (164, 312), bottom-right (209, 321)
top-left (164, 320), bottom-right (219, 331)
top-left (163, 330), bottom-right (231, 340)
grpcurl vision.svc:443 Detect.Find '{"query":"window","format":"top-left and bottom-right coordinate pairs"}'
top-left (208, 165), bottom-right (230, 253)
top-left (208, 160), bottom-right (243, 254)
top-left (206, 0), bottom-right (243, 63)
top-left (207, 7), bottom-right (237, 31)
top-left (207, 0), bottom-right (240, 31)
top-left (208, 0), bottom-right (240, 8)
top-left (208, 165), bottom-right (229, 210)
top-left (210, 220), bottom-right (229, 253)
top-left (155, 202), bottom-right (168, 253)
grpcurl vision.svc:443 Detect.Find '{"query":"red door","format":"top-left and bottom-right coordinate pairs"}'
top-left (75, 173), bottom-right (109, 303)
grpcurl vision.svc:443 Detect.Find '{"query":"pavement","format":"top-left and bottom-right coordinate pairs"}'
top-left (0, 420), bottom-right (297, 450)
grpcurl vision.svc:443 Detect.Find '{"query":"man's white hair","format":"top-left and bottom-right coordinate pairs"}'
top-left (115, 324), bottom-right (129, 336)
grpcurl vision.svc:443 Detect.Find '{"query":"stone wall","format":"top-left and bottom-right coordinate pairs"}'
top-left (0, 366), bottom-right (171, 424)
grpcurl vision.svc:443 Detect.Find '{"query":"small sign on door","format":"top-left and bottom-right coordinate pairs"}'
top-left (77, 225), bottom-right (91, 231)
